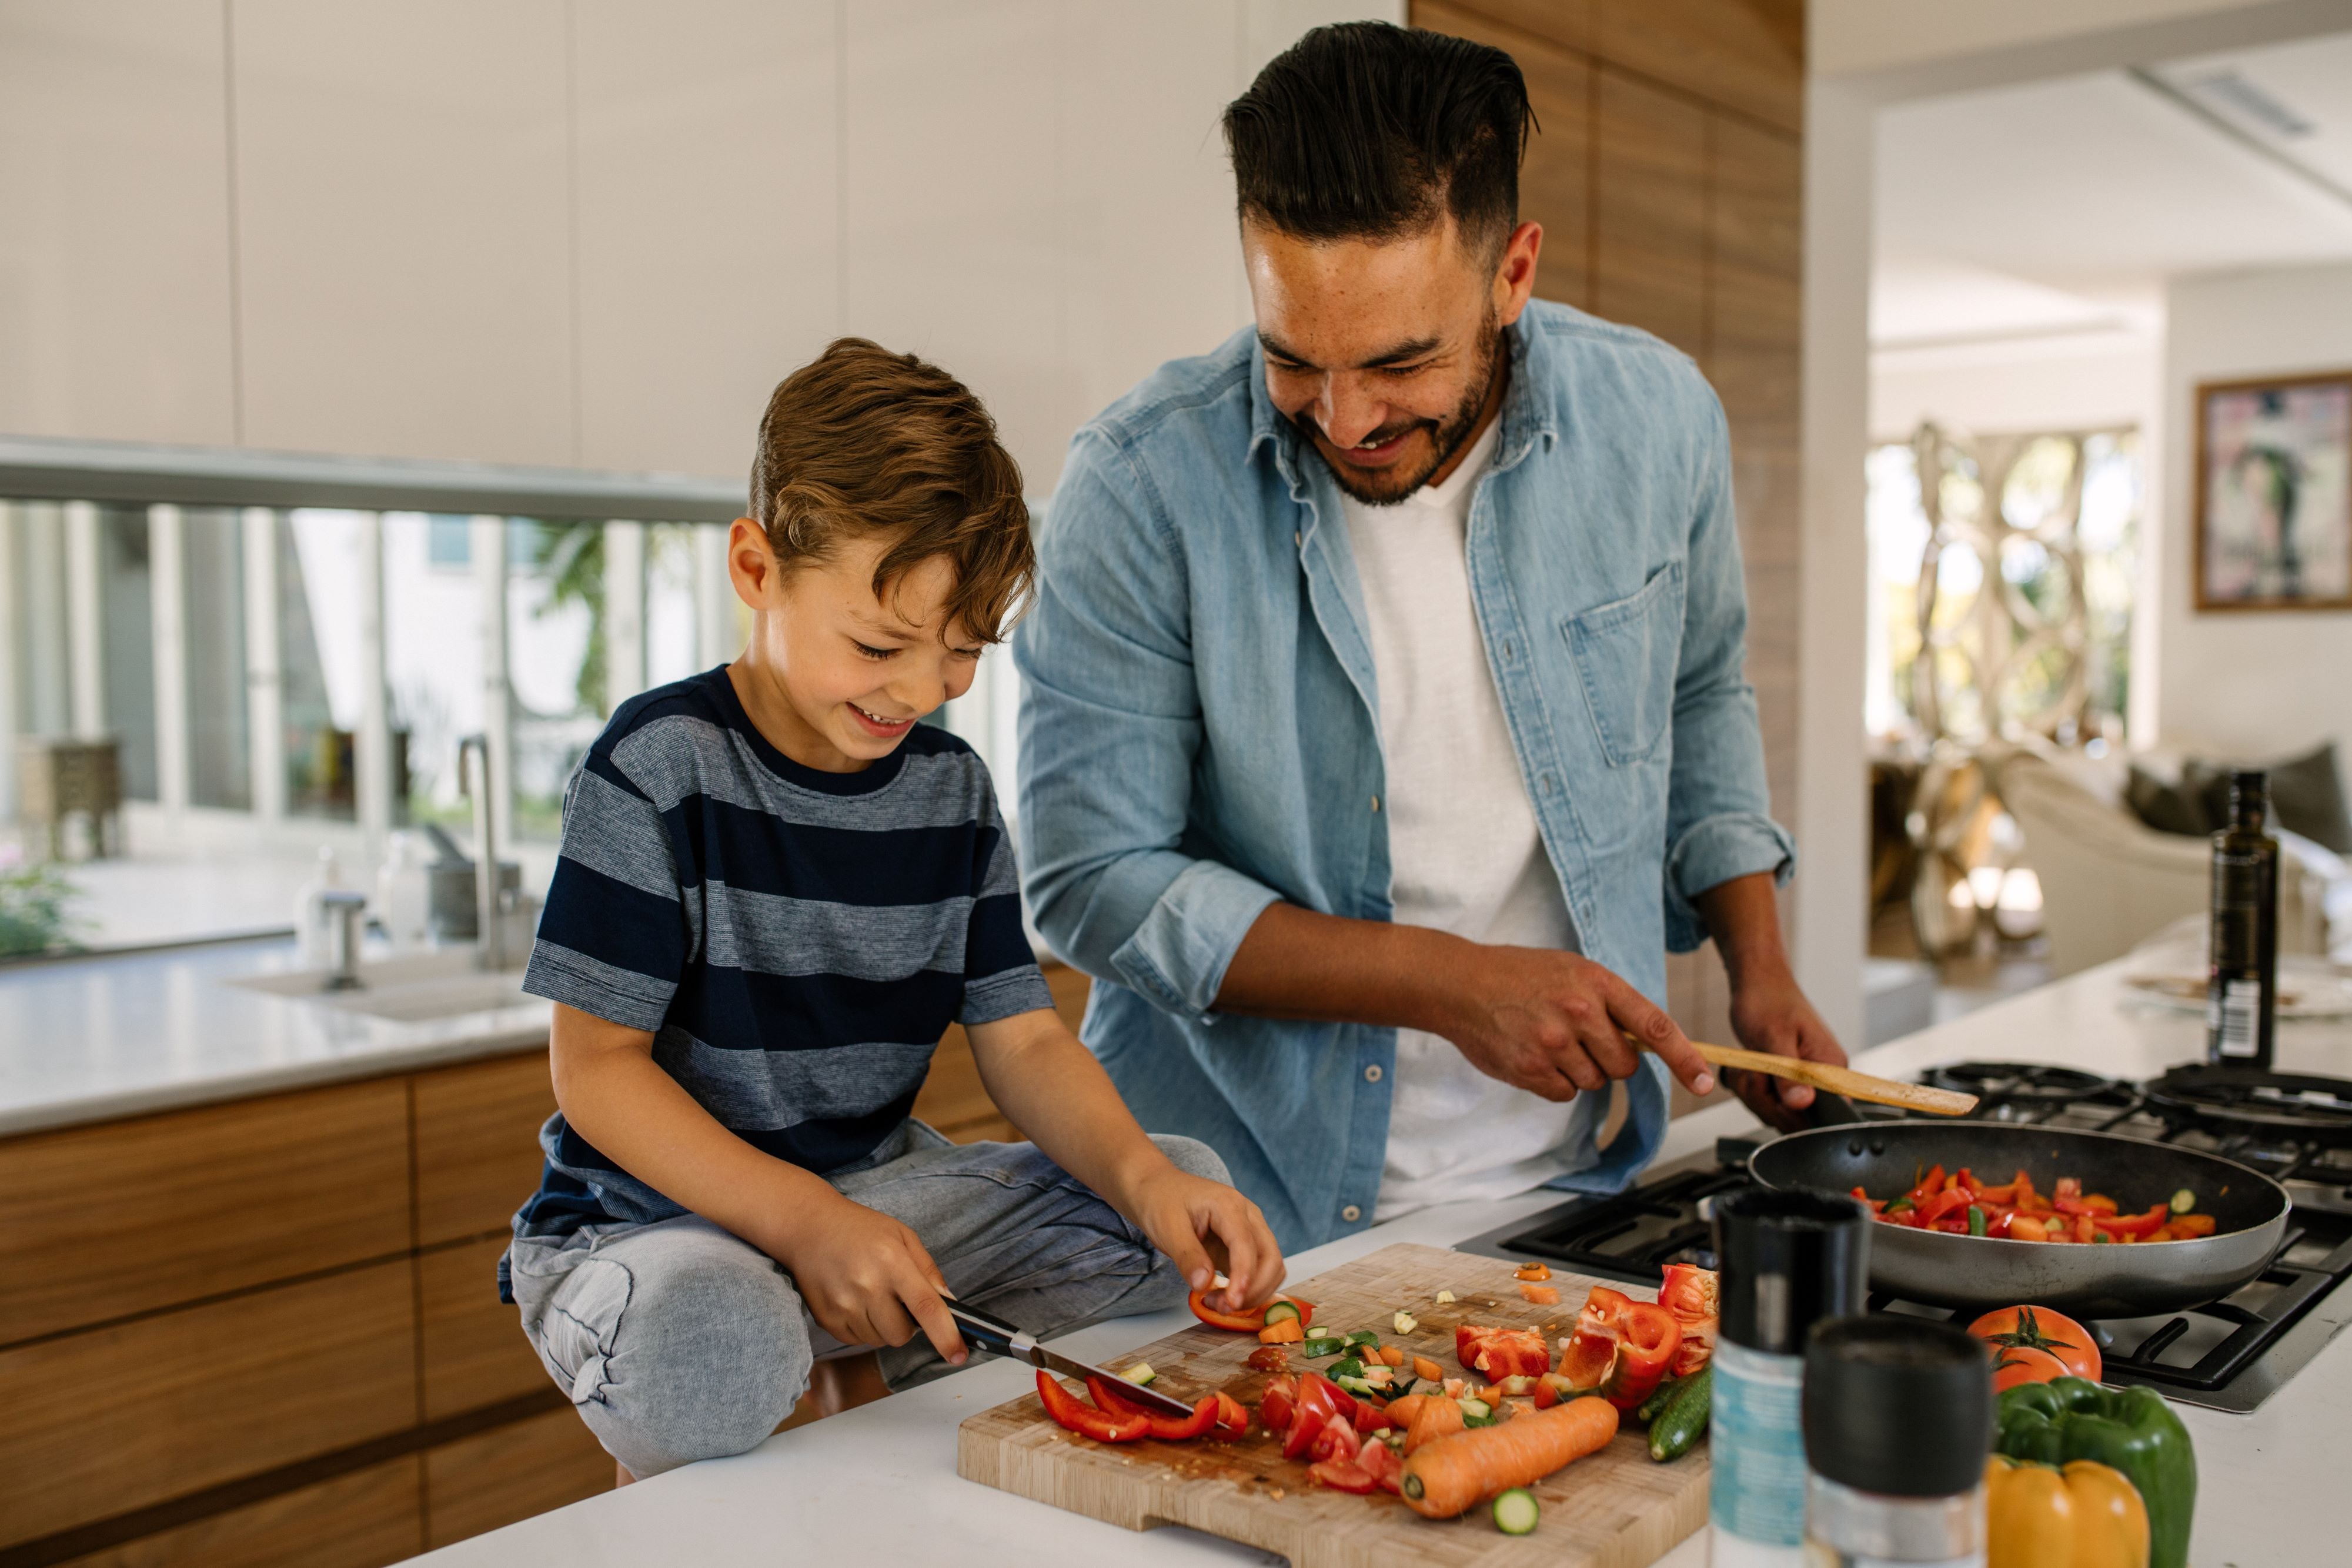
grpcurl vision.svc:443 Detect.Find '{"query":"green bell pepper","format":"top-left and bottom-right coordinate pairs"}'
top-left (1994, 1376), bottom-right (2196, 1568)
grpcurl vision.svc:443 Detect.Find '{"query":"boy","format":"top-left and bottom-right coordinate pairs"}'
top-left (502, 338), bottom-right (1281, 1481)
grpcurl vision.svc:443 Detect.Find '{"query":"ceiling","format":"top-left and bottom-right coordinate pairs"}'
top-left (1872, 28), bottom-right (2352, 349)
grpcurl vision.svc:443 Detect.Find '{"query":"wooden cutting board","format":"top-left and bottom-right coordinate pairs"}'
top-left (957, 1242), bottom-right (1708, 1567)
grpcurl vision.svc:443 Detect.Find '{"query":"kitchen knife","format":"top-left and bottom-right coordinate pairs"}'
top-left (943, 1298), bottom-right (1198, 1419)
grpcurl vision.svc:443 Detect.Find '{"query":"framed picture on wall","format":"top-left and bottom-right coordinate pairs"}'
top-left (2194, 369), bottom-right (2352, 611)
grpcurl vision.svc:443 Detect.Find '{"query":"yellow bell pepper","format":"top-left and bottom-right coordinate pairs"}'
top-left (1986, 1455), bottom-right (2151, 1568)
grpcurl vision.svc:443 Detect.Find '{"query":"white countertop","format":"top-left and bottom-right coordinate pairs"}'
top-left (0, 939), bottom-right (550, 1137)
top-left (402, 959), bottom-right (2352, 1568)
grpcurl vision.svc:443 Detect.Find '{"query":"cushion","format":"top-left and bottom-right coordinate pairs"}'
top-left (2124, 743), bottom-right (2352, 852)
top-left (2270, 742), bottom-right (2352, 854)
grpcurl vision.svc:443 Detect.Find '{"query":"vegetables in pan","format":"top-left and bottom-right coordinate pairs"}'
top-left (1995, 1377), bottom-right (2196, 1568)
top-left (1984, 1455), bottom-right (2150, 1568)
top-left (1853, 1168), bottom-right (2222, 1243)
top-left (1400, 1396), bottom-right (1619, 1518)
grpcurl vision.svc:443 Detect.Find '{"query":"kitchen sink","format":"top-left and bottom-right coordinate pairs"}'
top-left (229, 948), bottom-right (538, 1022)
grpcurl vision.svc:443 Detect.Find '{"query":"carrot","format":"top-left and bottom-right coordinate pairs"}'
top-left (1386, 1393), bottom-right (1434, 1429)
top-left (1403, 1394), bottom-right (1466, 1455)
top-left (1400, 1397), bottom-right (1619, 1517)
top-left (1412, 1356), bottom-right (1444, 1383)
top-left (1258, 1317), bottom-right (1305, 1345)
top-left (1377, 1345), bottom-right (1407, 1368)
top-left (1519, 1282), bottom-right (1561, 1305)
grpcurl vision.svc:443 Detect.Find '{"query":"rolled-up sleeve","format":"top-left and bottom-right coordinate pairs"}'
top-left (1661, 390), bottom-right (1796, 952)
top-left (1014, 427), bottom-right (1281, 1018)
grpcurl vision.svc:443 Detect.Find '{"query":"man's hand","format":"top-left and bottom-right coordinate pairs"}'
top-left (1117, 1162), bottom-right (1286, 1316)
top-left (755, 1187), bottom-right (968, 1366)
top-left (1724, 969), bottom-right (1847, 1132)
top-left (1432, 945), bottom-right (1717, 1102)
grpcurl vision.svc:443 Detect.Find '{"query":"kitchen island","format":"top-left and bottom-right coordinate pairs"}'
top-left (406, 958), bottom-right (2352, 1568)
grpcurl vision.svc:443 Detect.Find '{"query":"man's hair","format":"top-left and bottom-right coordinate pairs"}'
top-left (1222, 21), bottom-right (1532, 258)
top-left (749, 338), bottom-right (1033, 643)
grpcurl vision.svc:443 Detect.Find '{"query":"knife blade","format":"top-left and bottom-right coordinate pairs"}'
top-left (943, 1298), bottom-right (1198, 1419)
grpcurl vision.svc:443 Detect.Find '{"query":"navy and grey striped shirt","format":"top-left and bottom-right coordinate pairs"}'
top-left (512, 664), bottom-right (1053, 1241)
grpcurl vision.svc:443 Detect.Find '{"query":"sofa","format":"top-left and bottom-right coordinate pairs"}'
top-left (1994, 744), bottom-right (2352, 977)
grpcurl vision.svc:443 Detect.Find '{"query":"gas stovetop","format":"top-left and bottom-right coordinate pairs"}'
top-left (1456, 1061), bottom-right (2352, 1413)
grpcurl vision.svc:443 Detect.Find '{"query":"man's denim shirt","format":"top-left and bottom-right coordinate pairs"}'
top-left (1014, 300), bottom-right (1793, 1252)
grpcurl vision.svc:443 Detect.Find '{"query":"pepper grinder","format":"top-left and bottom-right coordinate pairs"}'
top-left (1802, 1317), bottom-right (1992, 1566)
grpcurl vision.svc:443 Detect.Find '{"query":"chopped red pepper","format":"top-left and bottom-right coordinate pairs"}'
top-left (1658, 1263), bottom-right (1721, 1376)
top-left (1087, 1376), bottom-right (1220, 1440)
top-left (1036, 1370), bottom-right (1149, 1442)
top-left (1210, 1392), bottom-right (1251, 1439)
top-left (1455, 1324), bottom-right (1552, 1379)
top-left (1187, 1288), bottom-right (1262, 1333)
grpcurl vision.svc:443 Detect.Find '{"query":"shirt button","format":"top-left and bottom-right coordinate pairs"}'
top-left (1365, 1064), bottom-right (1383, 1083)
top-left (1371, 794), bottom-right (1381, 813)
top-left (1503, 640), bottom-right (1516, 662)
top-left (1342, 1205), bottom-right (1362, 1223)
top-left (1294, 530), bottom-right (1302, 547)
top-left (1541, 774), bottom-right (1558, 797)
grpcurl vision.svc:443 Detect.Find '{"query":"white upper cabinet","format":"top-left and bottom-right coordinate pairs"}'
top-left (229, 0), bottom-right (574, 466)
top-left (0, 1), bottom-right (238, 446)
top-left (572, 0), bottom-right (838, 483)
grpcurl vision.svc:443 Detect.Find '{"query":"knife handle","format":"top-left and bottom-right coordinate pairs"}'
top-left (943, 1298), bottom-right (1032, 1358)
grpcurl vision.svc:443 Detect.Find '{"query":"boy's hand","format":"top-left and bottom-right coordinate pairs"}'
top-left (1122, 1164), bottom-right (1285, 1316)
top-left (759, 1189), bottom-right (968, 1366)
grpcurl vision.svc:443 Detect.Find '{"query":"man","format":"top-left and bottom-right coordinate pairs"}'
top-left (1014, 22), bottom-right (1843, 1252)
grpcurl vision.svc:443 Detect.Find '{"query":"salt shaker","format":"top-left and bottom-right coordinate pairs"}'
top-left (1801, 1318), bottom-right (1992, 1567)
top-left (1709, 1186), bottom-right (1870, 1567)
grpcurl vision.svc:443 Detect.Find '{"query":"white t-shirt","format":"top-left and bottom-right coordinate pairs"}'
top-left (1337, 417), bottom-right (1598, 1222)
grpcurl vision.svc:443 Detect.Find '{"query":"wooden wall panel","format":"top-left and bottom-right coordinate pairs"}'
top-left (412, 1051), bottom-right (556, 1246)
top-left (1415, 2), bottom-right (1591, 310)
top-left (419, 1235), bottom-right (546, 1422)
top-left (1593, 70), bottom-right (1706, 359)
top-left (56, 1458), bottom-right (423, 1568)
top-left (423, 1407), bottom-right (612, 1550)
top-left (1590, 0), bottom-right (1803, 134)
top-left (0, 1261), bottom-right (419, 1548)
top-left (1, 1078), bottom-right (412, 1345)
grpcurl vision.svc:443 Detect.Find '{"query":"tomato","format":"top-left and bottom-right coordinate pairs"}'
top-left (1990, 1343), bottom-right (2072, 1393)
top-left (1357, 1435), bottom-right (1406, 1495)
top-left (1968, 1306), bottom-right (2102, 1383)
top-left (1309, 1415), bottom-right (1361, 1465)
top-left (1307, 1457), bottom-right (1378, 1493)
top-left (1247, 1345), bottom-right (1290, 1373)
top-left (1282, 1403), bottom-right (1324, 1459)
top-left (1297, 1373), bottom-right (1351, 1431)
top-left (1352, 1396), bottom-right (1394, 1433)
top-left (1258, 1372), bottom-right (1297, 1433)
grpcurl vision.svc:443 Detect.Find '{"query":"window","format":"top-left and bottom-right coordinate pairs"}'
top-left (182, 508), bottom-right (250, 811)
top-left (383, 514), bottom-right (483, 830)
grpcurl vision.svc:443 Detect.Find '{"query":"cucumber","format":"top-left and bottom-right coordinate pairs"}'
top-left (1967, 1205), bottom-right (1987, 1236)
top-left (1335, 1375), bottom-right (1376, 1397)
top-left (1262, 1299), bottom-right (1302, 1327)
top-left (1328, 1358), bottom-right (1366, 1379)
top-left (1648, 1366), bottom-right (1712, 1462)
top-left (2171, 1188), bottom-right (2196, 1214)
top-left (1634, 1375), bottom-right (1681, 1424)
top-left (1301, 1336), bottom-right (1347, 1359)
top-left (1457, 1396), bottom-right (1494, 1427)
top-left (1120, 1361), bottom-right (1156, 1386)
top-left (1491, 1487), bottom-right (1540, 1536)
top-left (1345, 1329), bottom-right (1382, 1348)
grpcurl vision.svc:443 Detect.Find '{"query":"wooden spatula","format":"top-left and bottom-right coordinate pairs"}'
top-left (1631, 1033), bottom-right (1978, 1117)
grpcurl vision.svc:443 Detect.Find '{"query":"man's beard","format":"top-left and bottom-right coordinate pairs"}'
top-left (1298, 313), bottom-right (1504, 506)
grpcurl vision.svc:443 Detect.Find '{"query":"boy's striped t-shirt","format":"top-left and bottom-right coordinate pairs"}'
top-left (512, 664), bottom-right (1053, 1241)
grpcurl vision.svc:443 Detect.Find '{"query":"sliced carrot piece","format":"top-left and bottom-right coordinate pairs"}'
top-left (1258, 1317), bottom-right (1306, 1344)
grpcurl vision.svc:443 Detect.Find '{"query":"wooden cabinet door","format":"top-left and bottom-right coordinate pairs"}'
top-left (1, 1077), bottom-right (412, 1345)
top-left (0, 1259), bottom-right (419, 1549)
top-left (413, 1051), bottom-right (556, 1246)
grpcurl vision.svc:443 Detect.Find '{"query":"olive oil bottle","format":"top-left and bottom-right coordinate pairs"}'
top-left (2207, 769), bottom-right (2278, 1068)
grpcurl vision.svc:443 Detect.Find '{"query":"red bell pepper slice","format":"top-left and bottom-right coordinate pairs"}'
top-left (2097, 1203), bottom-right (2173, 1239)
top-left (1037, 1370), bottom-right (1149, 1442)
top-left (1087, 1376), bottom-right (1219, 1440)
top-left (1307, 1456), bottom-right (1379, 1493)
top-left (1658, 1264), bottom-right (1720, 1376)
top-left (1558, 1320), bottom-right (1621, 1392)
top-left (1602, 1301), bottom-right (1682, 1411)
top-left (1914, 1188), bottom-right (1972, 1226)
top-left (1187, 1287), bottom-right (1262, 1333)
top-left (1210, 1391), bottom-right (1251, 1439)
top-left (1456, 1323), bottom-right (1553, 1380)
top-left (1909, 1164), bottom-right (1947, 1205)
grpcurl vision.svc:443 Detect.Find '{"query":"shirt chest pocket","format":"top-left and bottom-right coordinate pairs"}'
top-left (1561, 561), bottom-right (1685, 769)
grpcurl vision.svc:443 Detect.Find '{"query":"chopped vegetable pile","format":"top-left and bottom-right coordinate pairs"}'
top-left (1855, 1166), bottom-right (2221, 1243)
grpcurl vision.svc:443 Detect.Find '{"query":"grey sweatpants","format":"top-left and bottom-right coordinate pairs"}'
top-left (505, 1121), bottom-right (1225, 1477)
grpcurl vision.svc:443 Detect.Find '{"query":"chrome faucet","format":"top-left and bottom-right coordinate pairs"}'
top-left (456, 734), bottom-right (505, 971)
top-left (320, 887), bottom-right (369, 990)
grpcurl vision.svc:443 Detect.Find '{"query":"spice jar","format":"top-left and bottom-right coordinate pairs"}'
top-left (1802, 1318), bottom-right (1992, 1567)
top-left (1709, 1187), bottom-right (1870, 1567)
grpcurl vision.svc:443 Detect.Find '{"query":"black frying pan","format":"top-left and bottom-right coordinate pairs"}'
top-left (1748, 1121), bottom-right (2288, 1316)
